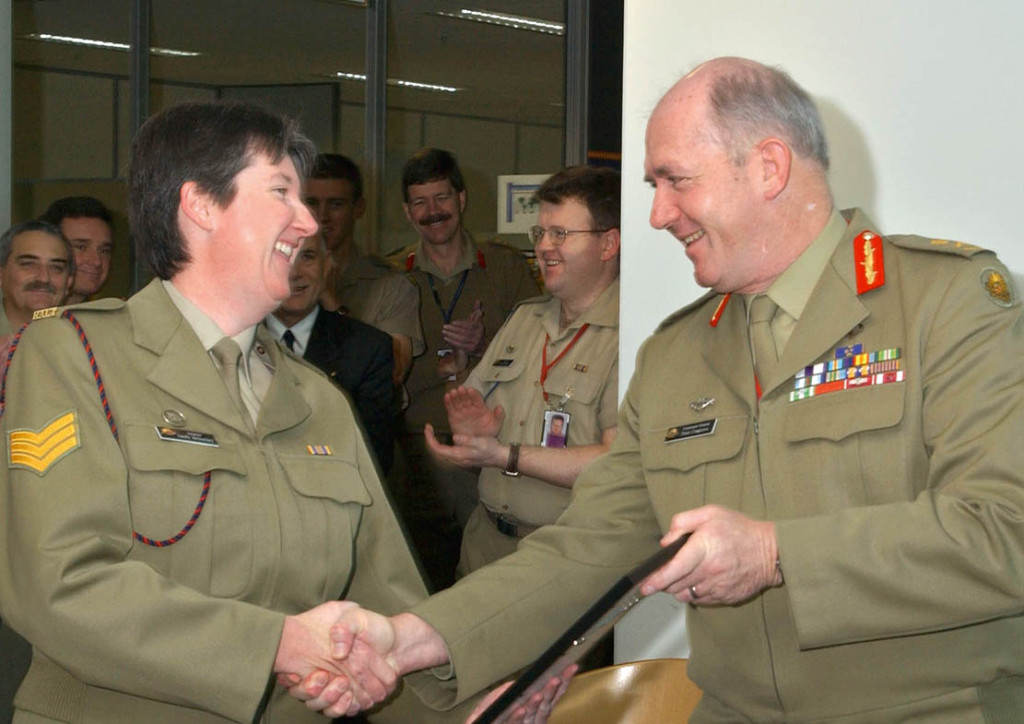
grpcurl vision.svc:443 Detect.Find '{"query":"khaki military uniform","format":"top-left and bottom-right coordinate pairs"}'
top-left (389, 235), bottom-right (539, 589)
top-left (0, 280), bottom-right (447, 724)
top-left (459, 280), bottom-right (619, 572)
top-left (409, 210), bottom-right (1024, 723)
top-left (0, 305), bottom-right (14, 336)
top-left (331, 247), bottom-right (425, 356)
top-left (398, 235), bottom-right (539, 433)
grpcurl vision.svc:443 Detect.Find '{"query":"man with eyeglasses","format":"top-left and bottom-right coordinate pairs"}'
top-left (425, 166), bottom-right (621, 576)
top-left (391, 148), bottom-right (539, 590)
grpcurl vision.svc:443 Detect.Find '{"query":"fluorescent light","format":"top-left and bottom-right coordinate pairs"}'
top-left (332, 72), bottom-right (459, 94)
top-left (20, 33), bottom-right (202, 57)
top-left (433, 9), bottom-right (564, 36)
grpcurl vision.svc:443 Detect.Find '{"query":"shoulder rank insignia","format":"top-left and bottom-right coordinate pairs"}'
top-left (854, 231), bottom-right (885, 295)
top-left (32, 306), bottom-right (62, 321)
top-left (8, 411), bottom-right (80, 475)
top-left (980, 268), bottom-right (1015, 308)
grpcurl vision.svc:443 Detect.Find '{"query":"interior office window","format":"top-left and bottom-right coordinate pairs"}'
top-left (381, 2), bottom-right (566, 255)
top-left (12, 0), bottom-right (132, 298)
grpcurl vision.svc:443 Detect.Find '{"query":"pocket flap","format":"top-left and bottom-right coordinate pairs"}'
top-left (122, 422), bottom-right (246, 475)
top-left (277, 454), bottom-right (372, 506)
top-left (785, 382), bottom-right (906, 442)
top-left (643, 414), bottom-right (749, 472)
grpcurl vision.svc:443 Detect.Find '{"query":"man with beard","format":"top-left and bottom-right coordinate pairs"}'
top-left (390, 148), bottom-right (538, 590)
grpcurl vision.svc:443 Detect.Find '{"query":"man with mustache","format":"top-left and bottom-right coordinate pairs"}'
top-left (392, 148), bottom-right (539, 590)
top-left (0, 219), bottom-right (74, 336)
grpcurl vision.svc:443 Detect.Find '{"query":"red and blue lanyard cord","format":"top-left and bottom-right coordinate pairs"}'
top-left (0, 311), bottom-right (211, 547)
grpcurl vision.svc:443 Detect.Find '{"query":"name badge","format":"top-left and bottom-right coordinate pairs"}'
top-left (664, 419), bottom-right (717, 443)
top-left (156, 426), bottom-right (218, 447)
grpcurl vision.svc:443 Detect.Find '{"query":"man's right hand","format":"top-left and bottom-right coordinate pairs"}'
top-left (445, 386), bottom-right (504, 437)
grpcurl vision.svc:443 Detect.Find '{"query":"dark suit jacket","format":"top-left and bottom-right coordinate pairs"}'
top-left (304, 306), bottom-right (395, 474)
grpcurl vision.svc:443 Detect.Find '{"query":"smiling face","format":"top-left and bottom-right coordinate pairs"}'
top-left (203, 153), bottom-right (318, 320)
top-left (534, 197), bottom-right (615, 307)
top-left (644, 82), bottom-right (772, 295)
top-left (61, 216), bottom-right (113, 299)
top-left (273, 234), bottom-right (324, 327)
top-left (304, 177), bottom-right (365, 252)
top-left (403, 178), bottom-right (466, 247)
top-left (1, 230), bottom-right (73, 327)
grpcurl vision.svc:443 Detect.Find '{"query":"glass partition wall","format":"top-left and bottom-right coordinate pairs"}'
top-left (10, 0), bottom-right (569, 295)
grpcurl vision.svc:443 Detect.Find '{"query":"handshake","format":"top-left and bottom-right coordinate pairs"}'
top-left (272, 600), bottom-right (573, 723)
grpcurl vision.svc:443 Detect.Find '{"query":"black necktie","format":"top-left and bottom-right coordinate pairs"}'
top-left (282, 329), bottom-right (296, 352)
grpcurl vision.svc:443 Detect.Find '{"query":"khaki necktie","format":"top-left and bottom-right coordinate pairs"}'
top-left (749, 294), bottom-right (779, 385)
top-left (211, 337), bottom-right (253, 431)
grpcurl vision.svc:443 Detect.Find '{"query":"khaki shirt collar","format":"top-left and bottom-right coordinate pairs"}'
top-left (763, 208), bottom-right (847, 322)
top-left (162, 279), bottom-right (258, 374)
top-left (411, 230), bottom-right (478, 281)
top-left (538, 277), bottom-right (620, 341)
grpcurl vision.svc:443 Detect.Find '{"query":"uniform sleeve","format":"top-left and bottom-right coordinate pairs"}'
top-left (779, 255), bottom-right (1024, 648)
top-left (0, 321), bottom-right (283, 722)
top-left (376, 273), bottom-right (426, 357)
top-left (408, 338), bottom-right (664, 707)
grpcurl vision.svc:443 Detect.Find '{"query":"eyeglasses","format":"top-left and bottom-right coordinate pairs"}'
top-left (528, 226), bottom-right (610, 245)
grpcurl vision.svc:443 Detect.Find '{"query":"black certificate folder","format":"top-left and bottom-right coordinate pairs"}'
top-left (474, 534), bottom-right (690, 724)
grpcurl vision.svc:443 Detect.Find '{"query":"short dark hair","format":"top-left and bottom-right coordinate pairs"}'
top-left (128, 101), bottom-right (317, 280)
top-left (40, 196), bottom-right (114, 231)
top-left (535, 166), bottom-right (621, 232)
top-left (0, 219), bottom-right (75, 277)
top-left (310, 153), bottom-right (364, 202)
top-left (401, 148), bottom-right (465, 202)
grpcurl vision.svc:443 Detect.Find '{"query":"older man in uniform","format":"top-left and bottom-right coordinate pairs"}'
top-left (391, 148), bottom-right (539, 590)
top-left (0, 101), bottom-right (476, 724)
top-left (305, 153), bottom-right (423, 383)
top-left (424, 166), bottom-right (621, 576)
top-left (0, 220), bottom-right (74, 335)
top-left (286, 56), bottom-right (1024, 723)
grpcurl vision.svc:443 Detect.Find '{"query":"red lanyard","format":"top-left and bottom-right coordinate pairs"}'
top-left (540, 324), bottom-right (589, 403)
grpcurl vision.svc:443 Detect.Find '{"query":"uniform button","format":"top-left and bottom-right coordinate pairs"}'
top-left (519, 420), bottom-right (525, 427)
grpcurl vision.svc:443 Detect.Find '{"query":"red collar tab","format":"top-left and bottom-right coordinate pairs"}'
top-left (476, 248), bottom-right (486, 269)
top-left (853, 230), bottom-right (885, 295)
top-left (405, 251), bottom-right (416, 271)
top-left (709, 293), bottom-right (731, 327)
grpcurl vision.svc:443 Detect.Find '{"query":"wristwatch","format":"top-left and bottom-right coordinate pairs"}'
top-left (502, 442), bottom-right (521, 477)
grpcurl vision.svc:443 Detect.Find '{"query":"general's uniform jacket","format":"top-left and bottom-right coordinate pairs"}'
top-left (410, 210), bottom-right (1024, 723)
top-left (0, 280), bottom-right (430, 724)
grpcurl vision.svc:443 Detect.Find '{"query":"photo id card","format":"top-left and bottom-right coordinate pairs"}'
top-left (541, 410), bottom-right (570, 448)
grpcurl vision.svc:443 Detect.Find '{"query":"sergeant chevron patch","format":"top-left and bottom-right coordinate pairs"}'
top-left (8, 411), bottom-right (80, 475)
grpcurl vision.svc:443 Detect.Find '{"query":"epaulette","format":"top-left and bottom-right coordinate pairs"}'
top-left (886, 234), bottom-right (989, 258)
top-left (655, 289), bottom-right (719, 333)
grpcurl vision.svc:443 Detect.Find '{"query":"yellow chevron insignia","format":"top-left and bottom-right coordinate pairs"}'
top-left (8, 411), bottom-right (80, 475)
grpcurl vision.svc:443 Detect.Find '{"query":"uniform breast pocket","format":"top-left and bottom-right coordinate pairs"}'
top-left (121, 422), bottom-right (249, 595)
top-left (277, 454), bottom-right (373, 599)
top-left (782, 382), bottom-right (907, 511)
top-left (641, 414), bottom-right (750, 520)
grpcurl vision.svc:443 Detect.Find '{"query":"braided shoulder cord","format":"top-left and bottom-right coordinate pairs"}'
top-left (2, 310), bottom-right (212, 547)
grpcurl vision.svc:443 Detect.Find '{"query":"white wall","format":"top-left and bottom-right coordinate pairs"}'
top-left (615, 0), bottom-right (1024, 663)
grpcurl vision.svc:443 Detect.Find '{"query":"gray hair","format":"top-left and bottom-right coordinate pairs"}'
top-left (706, 62), bottom-right (829, 170)
top-left (0, 219), bottom-right (75, 277)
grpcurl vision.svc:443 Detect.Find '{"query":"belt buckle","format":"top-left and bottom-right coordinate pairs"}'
top-left (495, 514), bottom-right (518, 538)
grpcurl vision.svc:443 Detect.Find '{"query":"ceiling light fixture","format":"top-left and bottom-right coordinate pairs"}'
top-left (20, 33), bottom-right (201, 57)
top-left (332, 72), bottom-right (458, 94)
top-left (433, 9), bottom-right (564, 36)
